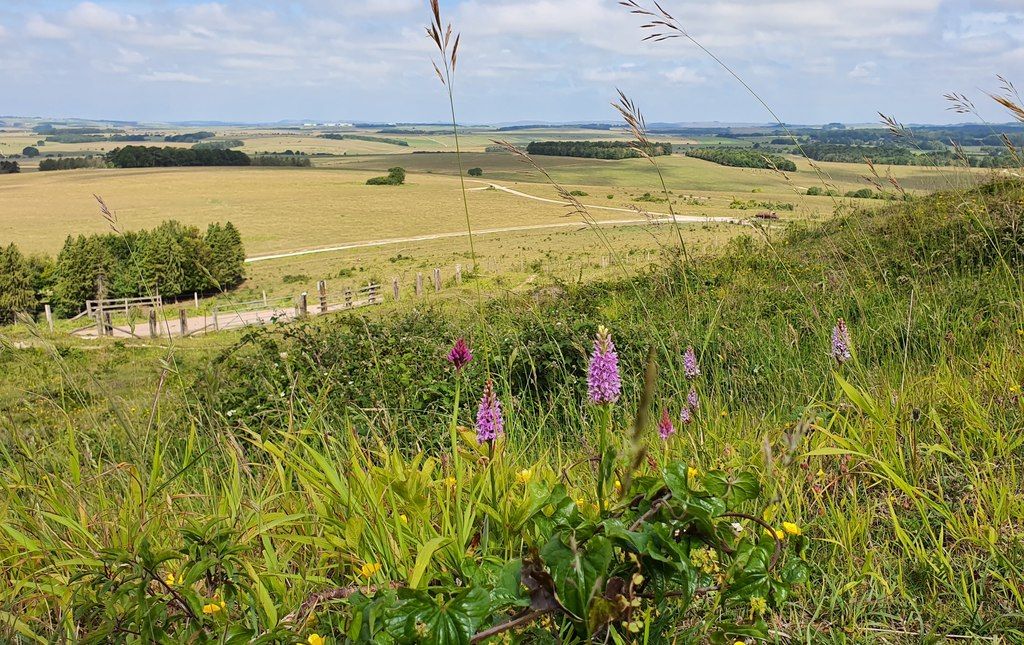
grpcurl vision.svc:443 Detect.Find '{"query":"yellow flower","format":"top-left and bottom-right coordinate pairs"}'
top-left (164, 572), bottom-right (177, 587)
top-left (202, 599), bottom-right (225, 614)
top-left (816, 469), bottom-right (825, 479)
top-left (444, 476), bottom-right (457, 486)
top-left (688, 466), bottom-right (699, 479)
top-left (576, 497), bottom-right (587, 508)
top-left (399, 514), bottom-right (408, 524)
top-left (308, 635), bottom-right (325, 645)
top-left (516, 469), bottom-right (533, 485)
top-left (782, 521), bottom-right (802, 536)
top-left (765, 527), bottom-right (786, 540)
top-left (734, 641), bottom-right (747, 645)
top-left (720, 410), bottom-right (729, 418)
top-left (359, 562), bottom-right (382, 578)
top-left (1010, 383), bottom-right (1021, 395)
top-left (614, 479), bottom-right (622, 492)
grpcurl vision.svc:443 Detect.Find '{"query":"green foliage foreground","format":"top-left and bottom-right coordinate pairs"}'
top-left (0, 181), bottom-right (1022, 643)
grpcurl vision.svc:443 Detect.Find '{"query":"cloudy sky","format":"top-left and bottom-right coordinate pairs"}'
top-left (1, 0), bottom-right (1021, 125)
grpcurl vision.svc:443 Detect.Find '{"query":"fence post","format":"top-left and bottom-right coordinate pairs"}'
top-left (178, 309), bottom-right (188, 337)
top-left (416, 273), bottom-right (423, 297)
top-left (44, 305), bottom-right (54, 333)
top-left (368, 284), bottom-right (378, 305)
top-left (297, 293), bottom-right (308, 319)
top-left (455, 264), bottom-right (462, 284)
top-left (434, 268), bottom-right (441, 292)
top-left (104, 313), bottom-right (113, 336)
top-left (212, 307), bottom-right (219, 331)
top-left (149, 310), bottom-right (157, 338)
top-left (317, 280), bottom-right (328, 313)
top-left (392, 277), bottom-right (400, 300)
top-left (344, 289), bottom-right (353, 308)
top-left (194, 292), bottom-right (199, 309)
top-left (262, 291), bottom-right (268, 307)
top-left (95, 308), bottom-right (104, 337)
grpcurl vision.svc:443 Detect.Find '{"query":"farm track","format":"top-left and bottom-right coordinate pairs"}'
top-left (245, 182), bottom-right (744, 263)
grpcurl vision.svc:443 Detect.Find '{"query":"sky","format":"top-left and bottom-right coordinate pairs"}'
top-left (1, 0), bottom-right (1022, 125)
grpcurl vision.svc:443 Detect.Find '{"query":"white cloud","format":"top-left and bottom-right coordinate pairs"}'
top-left (25, 15), bottom-right (71, 39)
top-left (67, 2), bottom-right (138, 32)
top-left (664, 66), bottom-right (706, 85)
top-left (848, 61), bottom-right (878, 82)
top-left (0, 24), bottom-right (7, 40)
top-left (139, 71), bottom-right (211, 83)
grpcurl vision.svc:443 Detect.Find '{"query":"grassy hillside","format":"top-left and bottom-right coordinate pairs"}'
top-left (0, 180), bottom-right (1022, 642)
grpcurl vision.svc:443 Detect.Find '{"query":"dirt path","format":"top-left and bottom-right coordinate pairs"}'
top-left (246, 182), bottom-right (740, 263)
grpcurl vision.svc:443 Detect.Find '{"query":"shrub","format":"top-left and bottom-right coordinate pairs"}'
top-left (0, 160), bottom-right (19, 174)
top-left (22, 146), bottom-right (40, 158)
top-left (366, 167), bottom-right (406, 186)
top-left (468, 167), bottom-right (483, 177)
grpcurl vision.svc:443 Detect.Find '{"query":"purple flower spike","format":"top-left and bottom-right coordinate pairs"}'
top-left (587, 325), bottom-right (622, 405)
top-left (680, 405), bottom-right (693, 425)
top-left (475, 379), bottom-right (504, 444)
top-left (683, 346), bottom-right (700, 380)
top-left (831, 319), bottom-right (852, 365)
top-left (687, 387), bottom-right (699, 411)
top-left (658, 408), bottom-right (676, 440)
top-left (447, 338), bottom-right (473, 371)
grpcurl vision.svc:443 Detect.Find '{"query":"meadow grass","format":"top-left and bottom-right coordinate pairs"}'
top-left (1, 179), bottom-right (1021, 642)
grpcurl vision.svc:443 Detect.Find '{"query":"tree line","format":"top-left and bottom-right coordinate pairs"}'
top-left (685, 147), bottom-right (798, 172)
top-left (320, 134), bottom-right (409, 146)
top-left (0, 161), bottom-right (19, 174)
top-left (105, 146), bottom-right (251, 168)
top-left (526, 140), bottom-right (673, 159)
top-left (164, 131), bottom-right (215, 143)
top-left (0, 221), bottom-right (246, 323)
top-left (39, 157), bottom-right (107, 171)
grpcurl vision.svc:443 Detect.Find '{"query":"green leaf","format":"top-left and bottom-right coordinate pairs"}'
top-left (541, 532), bottom-right (613, 627)
top-left (408, 537), bottom-right (451, 590)
top-left (702, 470), bottom-right (761, 505)
top-left (780, 558), bottom-right (810, 585)
top-left (386, 587), bottom-right (491, 645)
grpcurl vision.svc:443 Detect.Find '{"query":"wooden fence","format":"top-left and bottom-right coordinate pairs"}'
top-left (74, 264), bottom-right (464, 339)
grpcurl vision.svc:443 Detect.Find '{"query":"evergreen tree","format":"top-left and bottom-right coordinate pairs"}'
top-left (205, 221), bottom-right (246, 290)
top-left (0, 244), bottom-right (36, 324)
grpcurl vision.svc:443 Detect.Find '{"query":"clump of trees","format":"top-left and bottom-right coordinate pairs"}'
top-left (320, 134), bottom-right (409, 146)
top-left (192, 140), bottom-right (245, 150)
top-left (39, 157), bottom-right (107, 171)
top-left (527, 140), bottom-right (672, 160)
top-left (468, 167), bottom-right (483, 177)
top-left (22, 146), bottom-right (40, 158)
top-left (164, 131), bottom-right (215, 143)
top-left (251, 155), bottom-right (312, 167)
top-left (0, 245), bottom-right (51, 325)
top-left (0, 161), bottom-right (19, 174)
top-left (686, 147), bottom-right (797, 172)
top-left (105, 146), bottom-right (251, 168)
top-left (366, 167), bottom-right (406, 185)
top-left (11, 221), bottom-right (249, 318)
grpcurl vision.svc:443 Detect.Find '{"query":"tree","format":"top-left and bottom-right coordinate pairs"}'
top-left (366, 167), bottom-right (406, 186)
top-left (0, 161), bottom-right (20, 174)
top-left (468, 167), bottom-right (483, 177)
top-left (22, 146), bottom-right (40, 158)
top-left (0, 244), bottom-right (36, 324)
top-left (205, 222), bottom-right (246, 291)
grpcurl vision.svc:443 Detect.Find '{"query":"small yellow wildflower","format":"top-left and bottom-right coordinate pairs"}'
top-left (816, 469), bottom-right (825, 479)
top-left (516, 469), bottom-right (533, 485)
top-left (735, 641), bottom-right (747, 645)
top-left (614, 479), bottom-right (622, 492)
top-left (720, 410), bottom-right (729, 418)
top-left (307, 634), bottom-right (325, 645)
top-left (163, 572), bottom-right (177, 587)
top-left (1010, 383), bottom-right (1022, 395)
top-left (444, 476), bottom-right (457, 486)
top-left (765, 527), bottom-right (786, 540)
top-left (202, 598), bottom-right (226, 614)
top-left (359, 562), bottom-right (382, 578)
top-left (576, 497), bottom-right (587, 508)
top-left (782, 521), bottom-right (802, 536)
top-left (688, 466), bottom-right (699, 479)
top-left (749, 595), bottom-right (768, 615)
top-left (399, 514), bottom-right (408, 524)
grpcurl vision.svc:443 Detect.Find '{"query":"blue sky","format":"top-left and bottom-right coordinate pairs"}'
top-left (1, 0), bottom-right (1021, 125)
